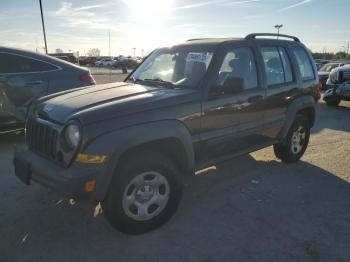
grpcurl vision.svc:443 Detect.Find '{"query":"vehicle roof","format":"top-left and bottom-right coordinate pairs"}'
top-left (0, 46), bottom-right (86, 71)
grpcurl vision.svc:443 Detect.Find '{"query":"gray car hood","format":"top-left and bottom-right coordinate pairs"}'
top-left (36, 82), bottom-right (197, 124)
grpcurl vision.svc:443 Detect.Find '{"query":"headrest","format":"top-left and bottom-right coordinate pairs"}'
top-left (267, 58), bottom-right (281, 69)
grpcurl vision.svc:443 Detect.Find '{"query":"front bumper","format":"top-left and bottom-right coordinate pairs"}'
top-left (13, 146), bottom-right (107, 203)
top-left (323, 83), bottom-right (350, 101)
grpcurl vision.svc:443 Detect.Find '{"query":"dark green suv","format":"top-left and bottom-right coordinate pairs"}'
top-left (14, 33), bottom-right (318, 234)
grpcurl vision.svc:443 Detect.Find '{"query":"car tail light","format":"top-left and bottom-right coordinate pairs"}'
top-left (80, 74), bottom-right (96, 84)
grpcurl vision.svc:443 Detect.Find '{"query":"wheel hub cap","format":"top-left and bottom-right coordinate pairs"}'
top-left (122, 171), bottom-right (170, 221)
top-left (291, 125), bottom-right (306, 154)
top-left (136, 185), bottom-right (154, 202)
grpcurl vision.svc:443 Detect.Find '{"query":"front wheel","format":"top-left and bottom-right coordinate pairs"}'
top-left (102, 152), bottom-right (182, 234)
top-left (273, 115), bottom-right (310, 163)
top-left (325, 97), bottom-right (341, 106)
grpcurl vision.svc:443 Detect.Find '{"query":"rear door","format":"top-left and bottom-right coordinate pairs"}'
top-left (256, 45), bottom-right (298, 140)
top-left (0, 52), bottom-right (54, 127)
top-left (200, 43), bottom-right (267, 162)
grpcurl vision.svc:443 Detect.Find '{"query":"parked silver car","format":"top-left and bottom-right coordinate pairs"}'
top-left (0, 47), bottom-right (96, 133)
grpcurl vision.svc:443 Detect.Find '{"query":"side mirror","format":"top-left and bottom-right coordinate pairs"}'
top-left (222, 77), bottom-right (244, 94)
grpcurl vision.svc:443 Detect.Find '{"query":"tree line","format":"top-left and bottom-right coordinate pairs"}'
top-left (312, 51), bottom-right (350, 61)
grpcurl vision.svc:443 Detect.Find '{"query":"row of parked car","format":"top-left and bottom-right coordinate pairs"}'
top-left (317, 61), bottom-right (350, 106)
top-left (80, 56), bottom-right (142, 68)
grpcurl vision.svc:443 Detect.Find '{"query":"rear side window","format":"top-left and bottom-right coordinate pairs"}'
top-left (292, 47), bottom-right (315, 81)
top-left (0, 53), bottom-right (58, 74)
top-left (261, 47), bottom-right (293, 86)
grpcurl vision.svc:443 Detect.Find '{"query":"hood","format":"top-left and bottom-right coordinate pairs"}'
top-left (36, 82), bottom-right (197, 124)
top-left (318, 71), bottom-right (330, 77)
top-left (331, 64), bottom-right (350, 73)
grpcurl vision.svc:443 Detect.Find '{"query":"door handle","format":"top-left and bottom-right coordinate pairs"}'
top-left (248, 95), bottom-right (263, 103)
top-left (26, 80), bottom-right (43, 85)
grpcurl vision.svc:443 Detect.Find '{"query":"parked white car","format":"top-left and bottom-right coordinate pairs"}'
top-left (95, 58), bottom-right (114, 67)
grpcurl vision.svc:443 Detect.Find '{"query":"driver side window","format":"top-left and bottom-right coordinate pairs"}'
top-left (216, 47), bottom-right (258, 90)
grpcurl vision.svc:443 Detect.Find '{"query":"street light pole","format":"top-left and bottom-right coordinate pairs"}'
top-left (108, 29), bottom-right (111, 58)
top-left (274, 24), bottom-right (283, 39)
top-left (39, 0), bottom-right (48, 54)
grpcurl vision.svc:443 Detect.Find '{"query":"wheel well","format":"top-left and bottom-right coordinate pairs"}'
top-left (117, 138), bottom-right (191, 175)
top-left (297, 107), bottom-right (315, 127)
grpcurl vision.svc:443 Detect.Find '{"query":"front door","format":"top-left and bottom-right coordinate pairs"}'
top-left (199, 44), bottom-right (267, 162)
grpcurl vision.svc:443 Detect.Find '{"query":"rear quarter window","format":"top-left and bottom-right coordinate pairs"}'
top-left (292, 47), bottom-right (315, 81)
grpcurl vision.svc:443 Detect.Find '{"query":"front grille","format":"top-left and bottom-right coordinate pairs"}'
top-left (339, 71), bottom-right (350, 83)
top-left (26, 118), bottom-right (59, 160)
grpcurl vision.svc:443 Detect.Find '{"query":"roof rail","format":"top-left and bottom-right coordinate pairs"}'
top-left (245, 33), bottom-right (300, 42)
top-left (186, 38), bottom-right (211, 42)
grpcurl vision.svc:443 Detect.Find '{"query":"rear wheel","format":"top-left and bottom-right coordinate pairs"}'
top-left (102, 152), bottom-right (182, 234)
top-left (273, 115), bottom-right (310, 163)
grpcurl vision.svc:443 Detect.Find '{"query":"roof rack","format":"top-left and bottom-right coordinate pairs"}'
top-left (245, 33), bottom-right (300, 42)
top-left (187, 38), bottom-right (208, 42)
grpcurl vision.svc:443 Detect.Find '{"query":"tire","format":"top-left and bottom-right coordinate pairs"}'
top-left (273, 115), bottom-right (310, 163)
top-left (102, 151), bottom-right (182, 234)
top-left (325, 97), bottom-right (341, 107)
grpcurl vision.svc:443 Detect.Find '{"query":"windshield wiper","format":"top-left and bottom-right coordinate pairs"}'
top-left (143, 78), bottom-right (175, 88)
top-left (129, 76), bottom-right (143, 83)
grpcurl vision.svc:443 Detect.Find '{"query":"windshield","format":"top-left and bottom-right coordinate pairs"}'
top-left (319, 63), bottom-right (339, 72)
top-left (127, 47), bottom-right (214, 88)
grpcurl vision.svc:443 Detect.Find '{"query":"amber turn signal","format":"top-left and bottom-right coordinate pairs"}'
top-left (75, 153), bottom-right (107, 164)
top-left (85, 180), bottom-right (96, 192)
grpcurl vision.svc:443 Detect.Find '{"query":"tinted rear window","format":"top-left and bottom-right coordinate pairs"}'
top-left (292, 47), bottom-right (315, 81)
top-left (0, 53), bottom-right (58, 74)
top-left (261, 47), bottom-right (293, 86)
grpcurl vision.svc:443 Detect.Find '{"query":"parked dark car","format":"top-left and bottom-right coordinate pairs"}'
top-left (323, 64), bottom-right (350, 106)
top-left (113, 58), bottom-right (139, 69)
top-left (318, 62), bottom-right (345, 90)
top-left (79, 56), bottom-right (97, 66)
top-left (49, 52), bottom-right (78, 64)
top-left (0, 47), bottom-right (95, 133)
top-left (14, 33), bottom-right (318, 234)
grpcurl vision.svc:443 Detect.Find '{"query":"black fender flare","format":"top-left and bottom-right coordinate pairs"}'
top-left (279, 96), bottom-right (316, 141)
top-left (85, 120), bottom-right (195, 201)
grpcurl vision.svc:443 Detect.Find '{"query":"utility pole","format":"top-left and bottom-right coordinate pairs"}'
top-left (133, 47), bottom-right (136, 58)
top-left (39, 0), bottom-right (48, 54)
top-left (141, 49), bottom-right (144, 57)
top-left (274, 24), bottom-right (283, 39)
top-left (108, 29), bottom-right (111, 58)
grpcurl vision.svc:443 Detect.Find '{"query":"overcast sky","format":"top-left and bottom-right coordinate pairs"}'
top-left (1, 0), bottom-right (349, 56)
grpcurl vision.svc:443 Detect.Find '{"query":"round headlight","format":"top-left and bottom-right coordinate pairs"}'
top-left (329, 70), bottom-right (338, 83)
top-left (64, 124), bottom-right (81, 149)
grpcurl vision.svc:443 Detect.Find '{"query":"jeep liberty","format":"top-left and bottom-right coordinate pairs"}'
top-left (14, 33), bottom-right (318, 234)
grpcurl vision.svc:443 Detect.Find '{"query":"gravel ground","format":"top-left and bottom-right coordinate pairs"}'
top-left (0, 99), bottom-right (349, 262)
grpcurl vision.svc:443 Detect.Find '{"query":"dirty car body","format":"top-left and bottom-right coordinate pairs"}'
top-left (14, 33), bottom-right (318, 234)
